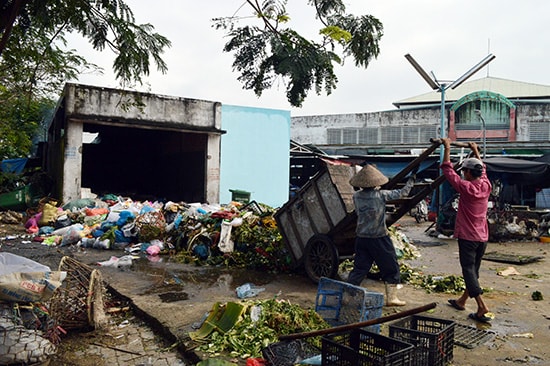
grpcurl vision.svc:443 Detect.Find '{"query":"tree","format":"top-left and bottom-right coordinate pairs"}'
top-left (214, 0), bottom-right (383, 107)
top-left (0, 0), bottom-right (171, 90)
top-left (0, 0), bottom-right (171, 159)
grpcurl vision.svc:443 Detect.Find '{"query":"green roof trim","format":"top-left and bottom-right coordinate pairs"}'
top-left (451, 90), bottom-right (516, 111)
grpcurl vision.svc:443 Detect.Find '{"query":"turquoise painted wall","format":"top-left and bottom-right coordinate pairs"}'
top-left (220, 105), bottom-right (290, 208)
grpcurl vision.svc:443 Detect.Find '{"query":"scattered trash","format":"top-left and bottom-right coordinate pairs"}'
top-left (0, 210), bottom-right (23, 224)
top-left (236, 283), bottom-right (265, 299)
top-left (484, 252), bottom-right (545, 264)
top-left (0, 303), bottom-right (57, 365)
top-left (0, 252), bottom-right (66, 302)
top-left (512, 333), bottom-right (534, 339)
top-left (532, 291), bottom-right (544, 301)
top-left (97, 255), bottom-right (137, 268)
top-left (191, 298), bottom-right (329, 359)
top-left (497, 266), bottom-right (521, 276)
top-left (218, 220), bottom-right (235, 253)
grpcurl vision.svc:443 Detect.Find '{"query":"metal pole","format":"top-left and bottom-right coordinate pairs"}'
top-left (475, 109), bottom-right (486, 158)
top-left (438, 85), bottom-right (447, 213)
top-left (439, 84), bottom-right (447, 162)
top-left (481, 115), bottom-right (486, 158)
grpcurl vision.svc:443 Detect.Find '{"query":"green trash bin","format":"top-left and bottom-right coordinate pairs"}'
top-left (229, 189), bottom-right (251, 204)
top-left (0, 183), bottom-right (43, 211)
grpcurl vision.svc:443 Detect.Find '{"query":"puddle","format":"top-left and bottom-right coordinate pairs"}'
top-left (159, 292), bottom-right (190, 302)
top-left (127, 256), bottom-right (278, 301)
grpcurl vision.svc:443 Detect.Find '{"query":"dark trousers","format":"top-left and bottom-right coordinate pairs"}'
top-left (458, 238), bottom-right (487, 298)
top-left (348, 236), bottom-right (401, 286)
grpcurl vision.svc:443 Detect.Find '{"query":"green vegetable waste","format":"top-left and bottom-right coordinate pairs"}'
top-left (192, 298), bottom-right (329, 359)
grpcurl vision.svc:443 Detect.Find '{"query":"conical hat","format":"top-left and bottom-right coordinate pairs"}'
top-left (349, 164), bottom-right (389, 188)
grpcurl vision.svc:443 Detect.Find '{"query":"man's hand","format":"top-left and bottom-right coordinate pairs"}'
top-left (441, 137), bottom-right (451, 147)
top-left (441, 138), bottom-right (452, 163)
top-left (468, 142), bottom-right (481, 159)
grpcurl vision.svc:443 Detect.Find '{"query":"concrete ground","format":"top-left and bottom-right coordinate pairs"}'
top-left (1, 216), bottom-right (550, 365)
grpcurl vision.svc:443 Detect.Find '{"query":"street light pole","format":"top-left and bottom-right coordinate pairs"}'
top-left (404, 53), bottom-right (495, 212)
top-left (475, 109), bottom-right (486, 158)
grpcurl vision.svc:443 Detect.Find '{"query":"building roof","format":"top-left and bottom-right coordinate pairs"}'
top-left (394, 76), bottom-right (550, 108)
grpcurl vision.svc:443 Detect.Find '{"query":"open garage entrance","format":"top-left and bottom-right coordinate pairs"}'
top-left (81, 124), bottom-right (207, 203)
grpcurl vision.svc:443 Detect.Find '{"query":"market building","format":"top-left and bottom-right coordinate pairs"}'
top-left (290, 76), bottom-right (550, 209)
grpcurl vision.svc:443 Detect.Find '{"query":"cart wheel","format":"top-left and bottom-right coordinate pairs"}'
top-left (304, 235), bottom-right (339, 283)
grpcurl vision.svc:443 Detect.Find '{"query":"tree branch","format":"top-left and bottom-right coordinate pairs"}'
top-left (0, 0), bottom-right (28, 57)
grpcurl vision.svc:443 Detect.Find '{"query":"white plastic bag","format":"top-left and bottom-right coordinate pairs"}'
top-left (218, 220), bottom-right (234, 253)
top-left (0, 253), bottom-right (50, 276)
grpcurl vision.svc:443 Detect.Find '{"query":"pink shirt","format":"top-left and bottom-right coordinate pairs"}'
top-left (441, 161), bottom-right (492, 242)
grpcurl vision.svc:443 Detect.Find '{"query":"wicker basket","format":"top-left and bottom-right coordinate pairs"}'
top-left (48, 256), bottom-right (106, 331)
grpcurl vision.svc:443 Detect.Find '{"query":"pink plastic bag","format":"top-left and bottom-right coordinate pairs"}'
top-left (146, 245), bottom-right (161, 256)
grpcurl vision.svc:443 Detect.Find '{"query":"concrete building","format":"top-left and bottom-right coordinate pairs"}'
top-left (290, 77), bottom-right (550, 209)
top-left (46, 83), bottom-right (290, 207)
top-left (291, 77), bottom-right (550, 156)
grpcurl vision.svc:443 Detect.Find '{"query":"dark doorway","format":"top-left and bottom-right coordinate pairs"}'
top-left (81, 124), bottom-right (207, 202)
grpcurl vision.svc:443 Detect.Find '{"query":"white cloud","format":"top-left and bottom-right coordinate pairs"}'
top-left (67, 0), bottom-right (550, 116)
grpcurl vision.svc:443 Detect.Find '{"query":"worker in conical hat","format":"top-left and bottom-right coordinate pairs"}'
top-left (348, 164), bottom-right (415, 306)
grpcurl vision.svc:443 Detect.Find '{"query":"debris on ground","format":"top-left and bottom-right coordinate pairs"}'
top-left (531, 291), bottom-right (544, 301)
top-left (400, 262), bottom-right (466, 294)
top-left (0, 253), bottom-right (66, 364)
top-left (0, 302), bottom-right (58, 364)
top-left (497, 266), bottom-right (521, 276)
top-left (483, 252), bottom-right (545, 265)
top-left (10, 195), bottom-right (292, 274)
top-left (190, 298), bottom-right (329, 360)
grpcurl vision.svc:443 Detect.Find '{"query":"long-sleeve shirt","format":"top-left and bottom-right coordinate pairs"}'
top-left (441, 161), bottom-right (492, 242)
top-left (354, 178), bottom-right (414, 238)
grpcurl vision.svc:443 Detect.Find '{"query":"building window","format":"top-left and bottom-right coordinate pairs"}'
top-left (342, 129), bottom-right (357, 144)
top-left (529, 122), bottom-right (550, 141)
top-left (455, 101), bottom-right (510, 130)
top-left (327, 129), bottom-right (341, 144)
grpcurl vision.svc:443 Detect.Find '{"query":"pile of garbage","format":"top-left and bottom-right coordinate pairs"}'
top-left (20, 195), bottom-right (291, 272)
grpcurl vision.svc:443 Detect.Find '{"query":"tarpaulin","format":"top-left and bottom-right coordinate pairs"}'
top-left (484, 157), bottom-right (550, 187)
top-left (1, 158), bottom-right (28, 174)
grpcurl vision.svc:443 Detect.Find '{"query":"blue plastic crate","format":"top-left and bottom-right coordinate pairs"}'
top-left (315, 277), bottom-right (384, 333)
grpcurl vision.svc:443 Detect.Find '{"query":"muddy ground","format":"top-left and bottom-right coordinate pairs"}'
top-left (1, 216), bottom-right (549, 366)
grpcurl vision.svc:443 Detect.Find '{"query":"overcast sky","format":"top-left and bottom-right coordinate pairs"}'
top-left (67, 0), bottom-right (550, 117)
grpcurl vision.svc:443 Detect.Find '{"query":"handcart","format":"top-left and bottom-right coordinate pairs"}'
top-left (274, 139), bottom-right (469, 283)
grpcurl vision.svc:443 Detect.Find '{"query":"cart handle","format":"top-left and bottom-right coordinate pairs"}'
top-left (430, 138), bottom-right (471, 148)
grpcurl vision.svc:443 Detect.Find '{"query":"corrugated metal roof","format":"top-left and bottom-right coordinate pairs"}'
top-left (394, 76), bottom-right (550, 107)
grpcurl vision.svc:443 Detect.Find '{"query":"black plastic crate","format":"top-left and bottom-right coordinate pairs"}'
top-left (389, 315), bottom-right (455, 366)
top-left (262, 339), bottom-right (320, 366)
top-left (322, 329), bottom-right (414, 366)
top-left (315, 277), bottom-right (384, 333)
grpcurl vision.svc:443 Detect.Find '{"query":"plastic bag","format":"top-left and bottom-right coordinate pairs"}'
top-left (236, 283), bottom-right (265, 299)
top-left (60, 224), bottom-right (85, 246)
top-left (218, 220), bottom-right (234, 253)
top-left (0, 253), bottom-right (50, 276)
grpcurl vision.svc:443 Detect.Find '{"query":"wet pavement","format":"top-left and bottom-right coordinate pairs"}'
top-left (2, 217), bottom-right (550, 365)
top-left (50, 314), bottom-right (186, 366)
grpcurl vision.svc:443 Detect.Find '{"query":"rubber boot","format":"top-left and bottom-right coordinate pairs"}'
top-left (385, 283), bottom-right (406, 306)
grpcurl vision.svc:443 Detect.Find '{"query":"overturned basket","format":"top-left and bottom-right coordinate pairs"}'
top-left (49, 256), bottom-right (107, 331)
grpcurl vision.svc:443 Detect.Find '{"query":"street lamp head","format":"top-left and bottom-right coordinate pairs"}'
top-left (449, 54), bottom-right (496, 90)
top-left (404, 54), bottom-right (440, 90)
top-left (474, 109), bottom-right (482, 116)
